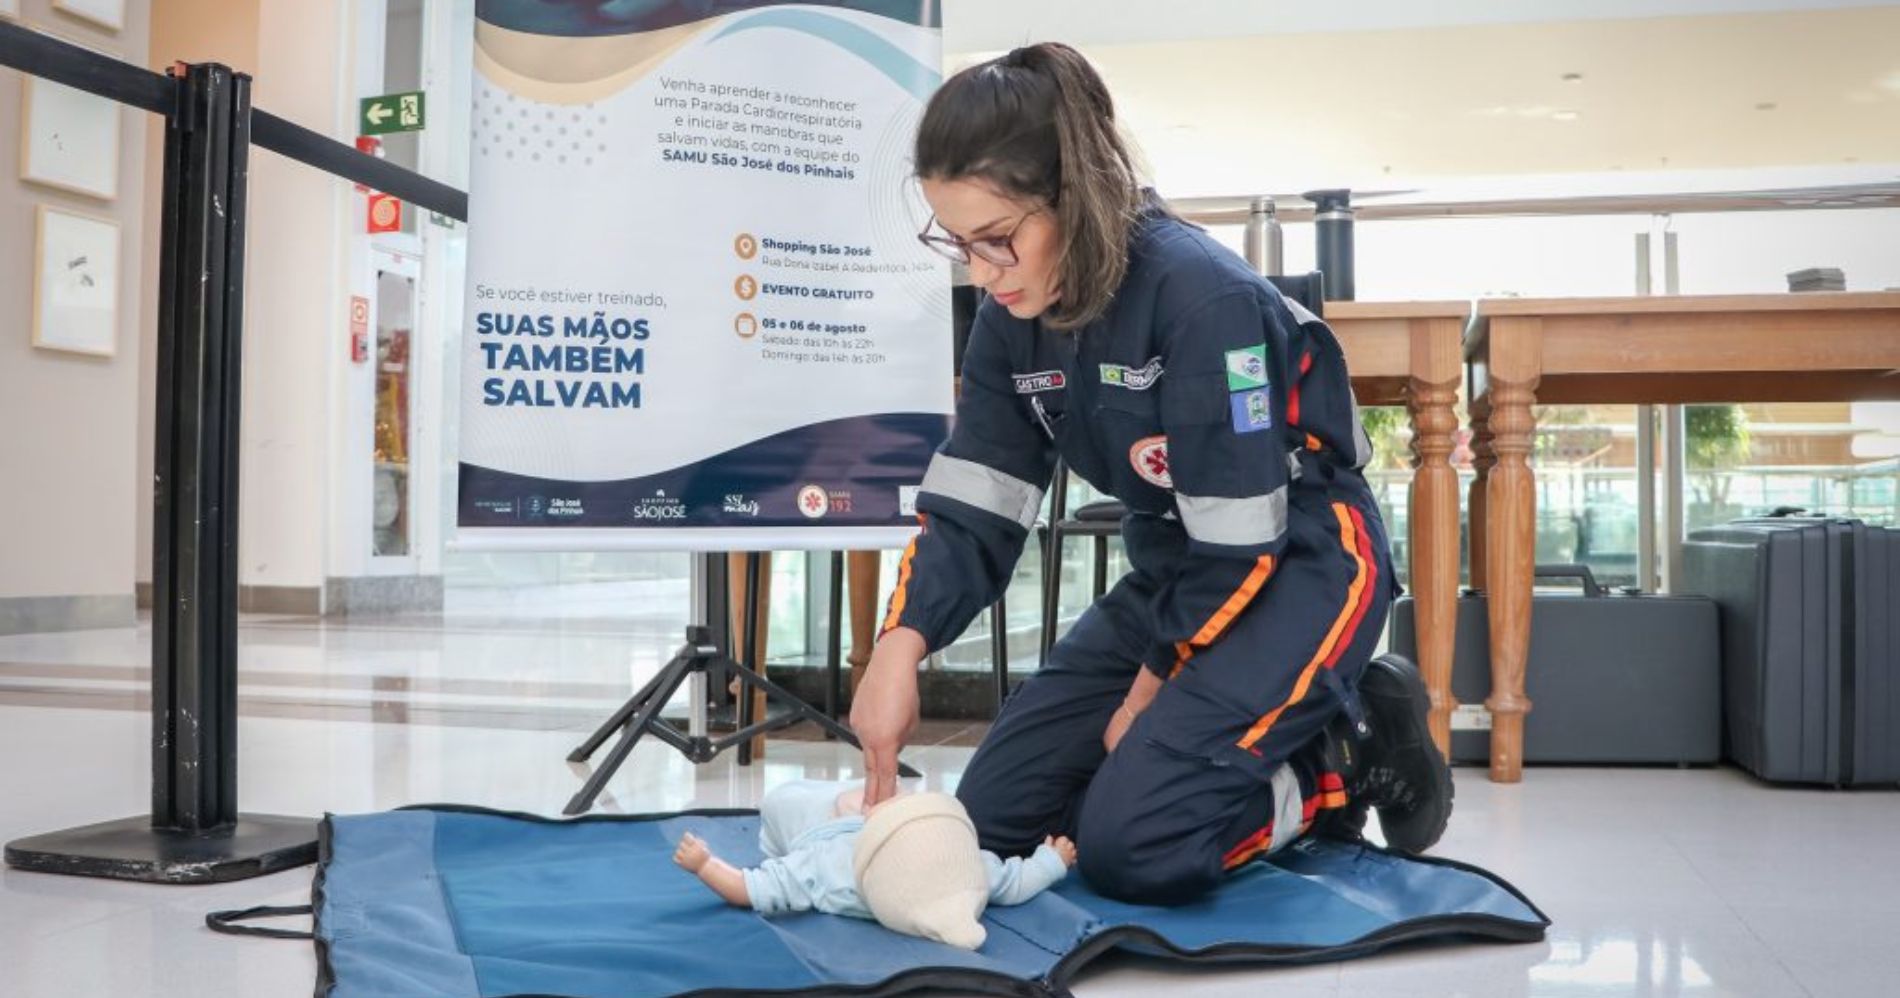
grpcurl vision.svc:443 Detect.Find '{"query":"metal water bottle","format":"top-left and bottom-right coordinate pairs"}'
top-left (1303, 188), bottom-right (1354, 301)
top-left (1243, 196), bottom-right (1283, 277)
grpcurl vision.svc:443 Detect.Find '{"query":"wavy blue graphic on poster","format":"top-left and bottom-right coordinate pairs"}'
top-left (457, 1), bottom-right (949, 544)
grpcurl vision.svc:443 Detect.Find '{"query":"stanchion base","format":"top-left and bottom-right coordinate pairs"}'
top-left (4, 814), bottom-right (318, 884)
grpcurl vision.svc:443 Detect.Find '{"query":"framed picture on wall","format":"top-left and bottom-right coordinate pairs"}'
top-left (20, 70), bottom-right (122, 201)
top-left (33, 205), bottom-right (121, 358)
top-left (52, 0), bottom-right (124, 33)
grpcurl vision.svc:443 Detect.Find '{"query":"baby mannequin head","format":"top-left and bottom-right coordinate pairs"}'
top-left (851, 792), bottom-right (990, 949)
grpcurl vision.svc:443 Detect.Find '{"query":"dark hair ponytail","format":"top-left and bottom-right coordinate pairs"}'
top-left (914, 42), bottom-right (1142, 330)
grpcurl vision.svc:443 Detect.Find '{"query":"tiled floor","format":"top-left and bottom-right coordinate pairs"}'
top-left (4, 591), bottom-right (1899, 997)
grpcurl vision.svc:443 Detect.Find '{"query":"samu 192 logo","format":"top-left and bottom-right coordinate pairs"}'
top-left (796, 484), bottom-right (829, 519)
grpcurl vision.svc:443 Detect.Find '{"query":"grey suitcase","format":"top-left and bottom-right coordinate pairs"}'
top-left (1682, 512), bottom-right (1900, 786)
top-left (1388, 566), bottom-right (1721, 765)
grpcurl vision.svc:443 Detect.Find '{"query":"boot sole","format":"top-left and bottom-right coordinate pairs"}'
top-left (1361, 654), bottom-right (1455, 853)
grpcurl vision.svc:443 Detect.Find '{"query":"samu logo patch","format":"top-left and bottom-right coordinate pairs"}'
top-left (1128, 435), bottom-right (1172, 488)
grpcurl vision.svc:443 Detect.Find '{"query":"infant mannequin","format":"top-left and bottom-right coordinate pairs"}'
top-left (674, 779), bottom-right (1076, 950)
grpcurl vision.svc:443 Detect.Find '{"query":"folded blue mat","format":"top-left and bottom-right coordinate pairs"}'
top-left (225, 805), bottom-right (1546, 998)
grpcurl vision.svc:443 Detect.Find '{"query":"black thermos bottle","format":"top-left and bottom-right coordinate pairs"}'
top-left (1303, 188), bottom-right (1354, 301)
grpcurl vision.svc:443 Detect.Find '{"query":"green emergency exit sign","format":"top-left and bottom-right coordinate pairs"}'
top-left (360, 91), bottom-right (425, 135)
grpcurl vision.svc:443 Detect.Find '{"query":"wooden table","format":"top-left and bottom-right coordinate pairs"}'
top-left (1466, 292), bottom-right (1900, 782)
top-left (1327, 301), bottom-right (1471, 756)
top-left (846, 302), bottom-right (1474, 756)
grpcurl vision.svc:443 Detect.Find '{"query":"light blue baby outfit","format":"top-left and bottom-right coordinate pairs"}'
top-left (740, 780), bottom-right (1069, 917)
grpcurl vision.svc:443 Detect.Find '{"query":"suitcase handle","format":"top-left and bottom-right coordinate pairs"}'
top-left (1533, 563), bottom-right (1604, 597)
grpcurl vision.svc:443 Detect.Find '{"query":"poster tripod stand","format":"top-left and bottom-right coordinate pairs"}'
top-left (563, 551), bottom-right (919, 816)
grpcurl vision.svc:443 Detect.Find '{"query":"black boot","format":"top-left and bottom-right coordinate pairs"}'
top-left (1314, 654), bottom-right (1453, 854)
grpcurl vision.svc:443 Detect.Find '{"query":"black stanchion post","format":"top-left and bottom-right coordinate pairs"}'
top-left (4, 63), bottom-right (317, 884)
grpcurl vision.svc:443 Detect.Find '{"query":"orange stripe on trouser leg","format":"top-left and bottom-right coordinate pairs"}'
top-left (878, 515), bottom-right (925, 635)
top-left (1222, 825), bottom-right (1274, 869)
top-left (1188, 555), bottom-right (1276, 648)
top-left (1320, 506), bottom-right (1381, 672)
top-left (1236, 503), bottom-right (1375, 751)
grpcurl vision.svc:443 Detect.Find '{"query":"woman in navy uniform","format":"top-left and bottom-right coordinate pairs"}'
top-left (851, 43), bottom-right (1452, 905)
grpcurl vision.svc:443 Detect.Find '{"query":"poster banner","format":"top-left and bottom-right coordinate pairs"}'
top-left (457, 1), bottom-right (949, 546)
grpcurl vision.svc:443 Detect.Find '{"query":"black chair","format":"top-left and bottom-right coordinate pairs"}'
top-left (1038, 271), bottom-right (1327, 664)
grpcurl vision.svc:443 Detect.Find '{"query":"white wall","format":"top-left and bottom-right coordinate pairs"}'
top-left (241, 0), bottom-right (351, 596)
top-left (0, 2), bottom-right (152, 607)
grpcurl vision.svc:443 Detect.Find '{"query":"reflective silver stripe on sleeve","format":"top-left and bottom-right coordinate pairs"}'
top-left (1283, 295), bottom-right (1323, 327)
top-left (919, 454), bottom-right (1045, 530)
top-left (1174, 486), bottom-right (1289, 547)
top-left (1349, 402), bottom-right (1373, 469)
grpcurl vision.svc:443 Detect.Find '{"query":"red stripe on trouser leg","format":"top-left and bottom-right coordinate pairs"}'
top-left (1237, 504), bottom-right (1376, 751)
top-left (1222, 824), bottom-right (1274, 869)
top-left (1320, 507), bottom-right (1379, 671)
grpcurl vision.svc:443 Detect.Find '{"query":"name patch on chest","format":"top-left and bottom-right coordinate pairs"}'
top-left (1012, 370), bottom-right (1067, 394)
top-left (1099, 357), bottom-right (1163, 391)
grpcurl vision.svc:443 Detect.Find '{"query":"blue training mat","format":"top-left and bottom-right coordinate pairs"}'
top-left (264, 805), bottom-right (1547, 998)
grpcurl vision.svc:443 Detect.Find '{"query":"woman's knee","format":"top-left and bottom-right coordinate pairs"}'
top-left (1074, 807), bottom-right (1222, 905)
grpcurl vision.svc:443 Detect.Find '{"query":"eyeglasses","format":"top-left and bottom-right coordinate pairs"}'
top-left (916, 208), bottom-right (1042, 267)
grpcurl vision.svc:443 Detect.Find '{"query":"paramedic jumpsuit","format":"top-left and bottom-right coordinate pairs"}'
top-left (879, 200), bottom-right (1397, 905)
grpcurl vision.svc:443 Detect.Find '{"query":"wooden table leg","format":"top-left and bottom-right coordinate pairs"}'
top-left (1482, 375), bottom-right (1538, 783)
top-left (1466, 393), bottom-right (1494, 593)
top-left (1406, 366), bottom-right (1461, 757)
top-left (727, 551), bottom-right (772, 759)
top-left (846, 550), bottom-right (882, 696)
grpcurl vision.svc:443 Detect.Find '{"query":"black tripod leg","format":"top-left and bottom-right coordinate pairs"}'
top-left (825, 550), bottom-right (844, 734)
top-left (737, 552), bottom-right (762, 767)
top-left (563, 652), bottom-right (697, 816)
top-left (727, 659), bottom-right (922, 778)
top-left (567, 647), bottom-right (684, 763)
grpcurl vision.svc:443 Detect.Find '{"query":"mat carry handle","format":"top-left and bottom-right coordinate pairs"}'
top-left (205, 904), bottom-right (315, 940)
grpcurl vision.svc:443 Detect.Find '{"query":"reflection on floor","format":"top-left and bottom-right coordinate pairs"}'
top-left (3, 594), bottom-right (1897, 997)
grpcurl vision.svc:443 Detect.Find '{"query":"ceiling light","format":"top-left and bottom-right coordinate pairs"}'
top-left (1756, 101), bottom-right (1777, 111)
top-left (1552, 109), bottom-right (1581, 121)
top-left (1561, 72), bottom-right (1584, 83)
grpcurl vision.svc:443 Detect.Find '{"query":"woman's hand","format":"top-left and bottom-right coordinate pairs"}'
top-left (852, 627), bottom-right (925, 807)
top-left (1102, 667), bottom-right (1164, 754)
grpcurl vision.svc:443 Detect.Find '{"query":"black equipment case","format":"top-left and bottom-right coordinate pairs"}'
top-left (1388, 565), bottom-right (1721, 766)
top-left (1682, 511), bottom-right (1900, 786)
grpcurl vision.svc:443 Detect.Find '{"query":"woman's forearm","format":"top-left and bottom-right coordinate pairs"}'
top-left (1125, 667), bottom-right (1163, 713)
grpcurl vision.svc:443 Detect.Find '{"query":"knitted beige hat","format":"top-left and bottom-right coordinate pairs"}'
top-left (852, 793), bottom-right (989, 950)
